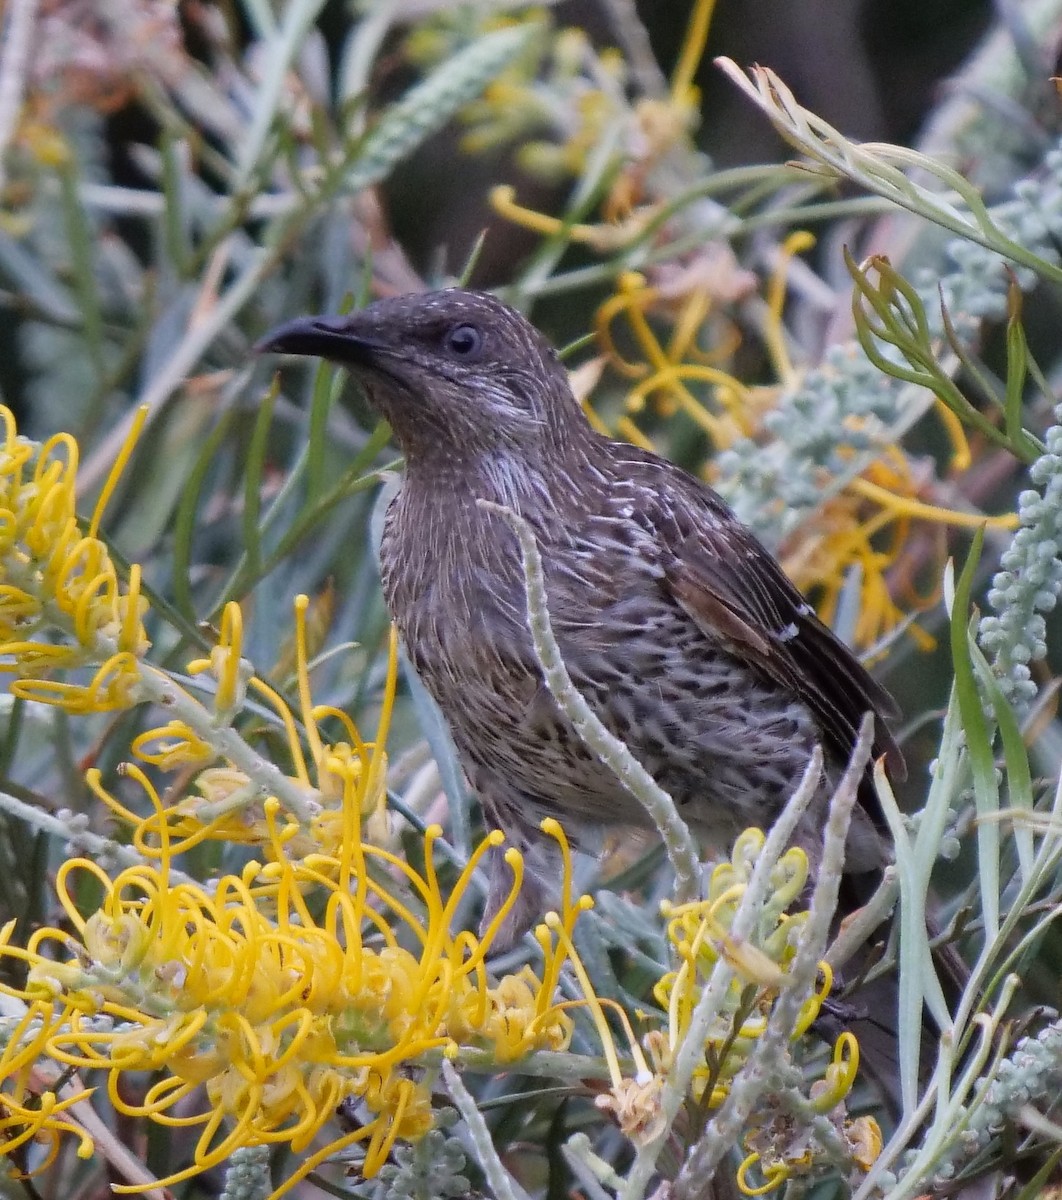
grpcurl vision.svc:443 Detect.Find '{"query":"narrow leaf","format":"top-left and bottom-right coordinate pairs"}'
top-left (948, 527), bottom-right (1001, 941)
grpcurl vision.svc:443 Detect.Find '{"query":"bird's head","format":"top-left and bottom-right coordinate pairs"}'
top-left (257, 289), bottom-right (593, 474)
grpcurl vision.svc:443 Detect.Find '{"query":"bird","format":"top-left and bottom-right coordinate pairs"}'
top-left (257, 288), bottom-right (904, 940)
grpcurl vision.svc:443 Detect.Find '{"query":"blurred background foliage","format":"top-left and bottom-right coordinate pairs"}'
top-left (4, 0), bottom-right (1062, 1198)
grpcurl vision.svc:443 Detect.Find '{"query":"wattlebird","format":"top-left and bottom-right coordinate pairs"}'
top-left (258, 289), bottom-right (903, 935)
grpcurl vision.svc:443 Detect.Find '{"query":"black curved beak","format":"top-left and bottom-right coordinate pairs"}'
top-left (253, 315), bottom-right (383, 365)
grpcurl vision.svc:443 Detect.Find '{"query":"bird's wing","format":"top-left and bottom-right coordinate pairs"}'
top-left (634, 464), bottom-right (905, 783)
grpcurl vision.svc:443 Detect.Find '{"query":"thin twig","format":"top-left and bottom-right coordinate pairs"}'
top-left (443, 1059), bottom-right (533, 1200)
top-left (478, 497), bottom-right (701, 903)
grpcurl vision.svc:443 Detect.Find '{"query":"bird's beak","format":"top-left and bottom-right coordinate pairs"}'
top-left (253, 315), bottom-right (385, 365)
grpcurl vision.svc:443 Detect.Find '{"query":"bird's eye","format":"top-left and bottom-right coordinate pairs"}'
top-left (443, 323), bottom-right (483, 359)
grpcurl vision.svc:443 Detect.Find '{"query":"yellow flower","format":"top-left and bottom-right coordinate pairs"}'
top-left (186, 599), bottom-right (250, 716)
top-left (738, 1035), bottom-right (881, 1193)
top-left (0, 793), bottom-right (584, 1197)
top-left (0, 436), bottom-right (592, 1200)
top-left (91, 592), bottom-right (383, 863)
top-left (480, 964), bottom-right (574, 1063)
top-left (636, 831), bottom-right (880, 1193)
top-left (783, 446), bottom-right (1018, 656)
top-left (651, 831), bottom-right (834, 1107)
top-left (0, 590), bottom-right (586, 1197)
top-left (846, 1114), bottom-right (883, 1171)
top-left (0, 922), bottom-right (94, 1174)
top-left (0, 405), bottom-right (150, 704)
top-left (130, 719), bottom-right (214, 769)
top-left (593, 270), bottom-right (755, 451)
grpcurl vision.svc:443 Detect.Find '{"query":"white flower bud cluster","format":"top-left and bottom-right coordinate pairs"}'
top-left (218, 1146), bottom-right (272, 1200)
top-left (922, 1017), bottom-right (1062, 1190)
top-left (376, 1111), bottom-right (471, 1200)
top-left (979, 409), bottom-right (1062, 709)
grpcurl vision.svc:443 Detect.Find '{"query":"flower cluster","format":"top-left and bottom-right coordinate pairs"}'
top-left (0, 808), bottom-right (577, 1196)
top-left (0, 404), bottom-right (149, 703)
top-left (652, 832), bottom-right (827, 1092)
top-left (656, 830), bottom-right (879, 1192)
top-left (979, 401), bottom-right (1062, 709)
top-left (578, 829), bottom-right (881, 1194)
top-left (0, 586), bottom-right (582, 1197)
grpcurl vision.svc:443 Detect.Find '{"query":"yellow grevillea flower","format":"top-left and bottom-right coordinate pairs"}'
top-left (0, 404), bottom-right (149, 702)
top-left (558, 826), bottom-right (879, 1190)
top-left (738, 1028), bottom-right (882, 1192)
top-left (0, 403), bottom-right (588, 1194)
top-left (650, 830), bottom-right (879, 1193)
top-left (0, 514), bottom-right (583, 1196)
top-left (0, 788), bottom-right (580, 1197)
top-left (652, 830), bottom-right (825, 1104)
top-left (783, 446), bottom-right (1017, 655)
top-left (99, 593), bottom-right (388, 868)
top-left (593, 268), bottom-right (755, 451)
top-left (0, 924), bottom-right (95, 1178)
top-left (0, 589), bottom-right (581, 1192)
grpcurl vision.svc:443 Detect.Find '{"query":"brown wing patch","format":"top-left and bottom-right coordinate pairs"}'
top-left (662, 524), bottom-right (905, 784)
top-left (670, 571), bottom-right (772, 657)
